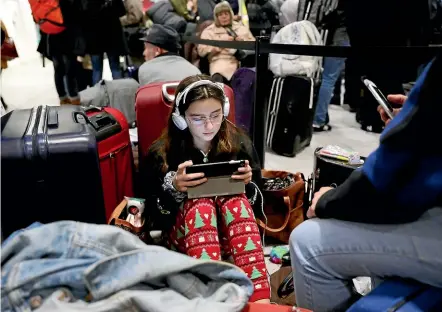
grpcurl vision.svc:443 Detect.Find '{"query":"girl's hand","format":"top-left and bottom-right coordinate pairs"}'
top-left (231, 160), bottom-right (252, 184)
top-left (174, 160), bottom-right (207, 192)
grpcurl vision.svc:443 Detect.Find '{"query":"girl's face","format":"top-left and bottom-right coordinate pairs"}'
top-left (185, 98), bottom-right (224, 145)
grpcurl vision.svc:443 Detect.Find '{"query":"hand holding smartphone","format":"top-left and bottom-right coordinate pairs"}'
top-left (362, 78), bottom-right (407, 125)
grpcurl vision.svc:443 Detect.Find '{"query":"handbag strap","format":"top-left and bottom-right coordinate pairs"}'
top-left (256, 197), bottom-right (303, 233)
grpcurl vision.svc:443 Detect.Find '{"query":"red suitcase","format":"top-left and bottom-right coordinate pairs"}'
top-left (85, 107), bottom-right (134, 221)
top-left (135, 81), bottom-right (236, 160)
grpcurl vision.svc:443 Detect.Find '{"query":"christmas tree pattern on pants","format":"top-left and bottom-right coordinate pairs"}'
top-left (167, 195), bottom-right (270, 302)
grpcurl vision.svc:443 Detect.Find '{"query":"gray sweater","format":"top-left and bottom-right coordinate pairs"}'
top-left (138, 53), bottom-right (201, 86)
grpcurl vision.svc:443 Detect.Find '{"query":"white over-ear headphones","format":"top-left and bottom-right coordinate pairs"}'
top-left (172, 80), bottom-right (230, 130)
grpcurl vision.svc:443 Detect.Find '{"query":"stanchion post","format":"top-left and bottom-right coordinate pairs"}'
top-left (253, 36), bottom-right (270, 168)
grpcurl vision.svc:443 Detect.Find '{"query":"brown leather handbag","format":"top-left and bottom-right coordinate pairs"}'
top-left (256, 170), bottom-right (305, 244)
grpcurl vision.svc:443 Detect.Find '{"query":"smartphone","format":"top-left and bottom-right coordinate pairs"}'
top-left (186, 160), bottom-right (246, 178)
top-left (362, 78), bottom-right (395, 119)
top-left (186, 160), bottom-right (246, 199)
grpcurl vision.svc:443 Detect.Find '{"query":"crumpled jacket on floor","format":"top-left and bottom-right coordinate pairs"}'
top-left (198, 21), bottom-right (255, 80)
top-left (1, 221), bottom-right (253, 312)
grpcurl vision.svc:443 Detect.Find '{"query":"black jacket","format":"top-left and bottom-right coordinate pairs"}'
top-left (37, 0), bottom-right (85, 57)
top-left (144, 130), bottom-right (262, 229)
top-left (80, 0), bottom-right (128, 55)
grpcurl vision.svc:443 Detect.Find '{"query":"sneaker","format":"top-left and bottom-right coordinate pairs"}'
top-left (313, 124), bottom-right (332, 132)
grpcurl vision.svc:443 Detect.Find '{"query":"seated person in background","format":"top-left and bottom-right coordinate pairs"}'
top-left (120, 0), bottom-right (144, 27)
top-left (144, 74), bottom-right (270, 304)
top-left (138, 24), bottom-right (201, 86)
top-left (198, 1), bottom-right (254, 83)
top-left (289, 55), bottom-right (442, 312)
top-left (170, 0), bottom-right (196, 21)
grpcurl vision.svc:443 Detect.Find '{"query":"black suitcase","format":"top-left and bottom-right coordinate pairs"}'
top-left (265, 76), bottom-right (318, 157)
top-left (1, 105), bottom-right (106, 238)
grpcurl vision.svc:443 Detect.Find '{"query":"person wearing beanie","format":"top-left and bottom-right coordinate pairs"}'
top-left (138, 24), bottom-right (201, 86)
top-left (198, 1), bottom-right (254, 82)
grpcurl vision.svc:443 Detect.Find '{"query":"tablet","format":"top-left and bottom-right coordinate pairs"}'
top-left (186, 160), bottom-right (246, 199)
top-left (186, 160), bottom-right (246, 177)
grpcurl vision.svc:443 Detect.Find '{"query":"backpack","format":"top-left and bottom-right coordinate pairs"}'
top-left (269, 21), bottom-right (323, 77)
top-left (29, 0), bottom-right (65, 34)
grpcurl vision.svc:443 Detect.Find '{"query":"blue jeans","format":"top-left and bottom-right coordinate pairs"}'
top-left (91, 53), bottom-right (122, 85)
top-left (313, 42), bottom-right (349, 126)
top-left (289, 208), bottom-right (442, 312)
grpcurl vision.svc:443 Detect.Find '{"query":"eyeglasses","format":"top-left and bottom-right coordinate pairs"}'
top-left (186, 113), bottom-right (224, 126)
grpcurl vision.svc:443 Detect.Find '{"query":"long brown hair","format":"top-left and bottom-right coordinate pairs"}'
top-left (153, 74), bottom-right (242, 172)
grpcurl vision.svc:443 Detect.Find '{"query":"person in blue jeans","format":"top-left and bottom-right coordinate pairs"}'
top-left (313, 6), bottom-right (349, 132)
top-left (290, 55), bottom-right (442, 312)
top-left (81, 0), bottom-right (127, 85)
top-left (36, 0), bottom-right (84, 105)
top-left (90, 53), bottom-right (122, 85)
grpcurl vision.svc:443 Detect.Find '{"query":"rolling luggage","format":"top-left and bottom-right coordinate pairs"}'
top-left (135, 81), bottom-right (236, 160)
top-left (1, 105), bottom-right (106, 238)
top-left (346, 279), bottom-right (442, 312)
top-left (84, 107), bottom-right (134, 221)
top-left (231, 68), bottom-right (255, 136)
top-left (266, 76), bottom-right (318, 157)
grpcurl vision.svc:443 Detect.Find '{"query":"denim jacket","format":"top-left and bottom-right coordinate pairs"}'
top-left (1, 221), bottom-right (253, 312)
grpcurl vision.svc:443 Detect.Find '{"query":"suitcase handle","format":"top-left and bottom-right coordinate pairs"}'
top-left (74, 110), bottom-right (114, 130)
top-left (74, 111), bottom-right (121, 141)
top-left (161, 83), bottom-right (179, 103)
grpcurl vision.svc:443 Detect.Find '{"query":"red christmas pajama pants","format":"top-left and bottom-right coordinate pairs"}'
top-left (167, 194), bottom-right (269, 302)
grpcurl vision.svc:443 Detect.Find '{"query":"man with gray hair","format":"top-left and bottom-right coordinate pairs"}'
top-left (138, 24), bottom-right (201, 86)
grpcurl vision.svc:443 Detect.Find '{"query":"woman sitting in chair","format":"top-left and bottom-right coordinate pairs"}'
top-left (197, 1), bottom-right (254, 84)
top-left (144, 74), bottom-right (270, 303)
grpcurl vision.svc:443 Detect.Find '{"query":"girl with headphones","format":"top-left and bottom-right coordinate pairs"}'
top-left (144, 74), bottom-right (270, 303)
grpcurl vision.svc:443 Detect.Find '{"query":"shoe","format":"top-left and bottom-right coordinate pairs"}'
top-left (60, 97), bottom-right (70, 105)
top-left (313, 124), bottom-right (332, 132)
top-left (360, 124), bottom-right (383, 134)
top-left (69, 98), bottom-right (81, 105)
